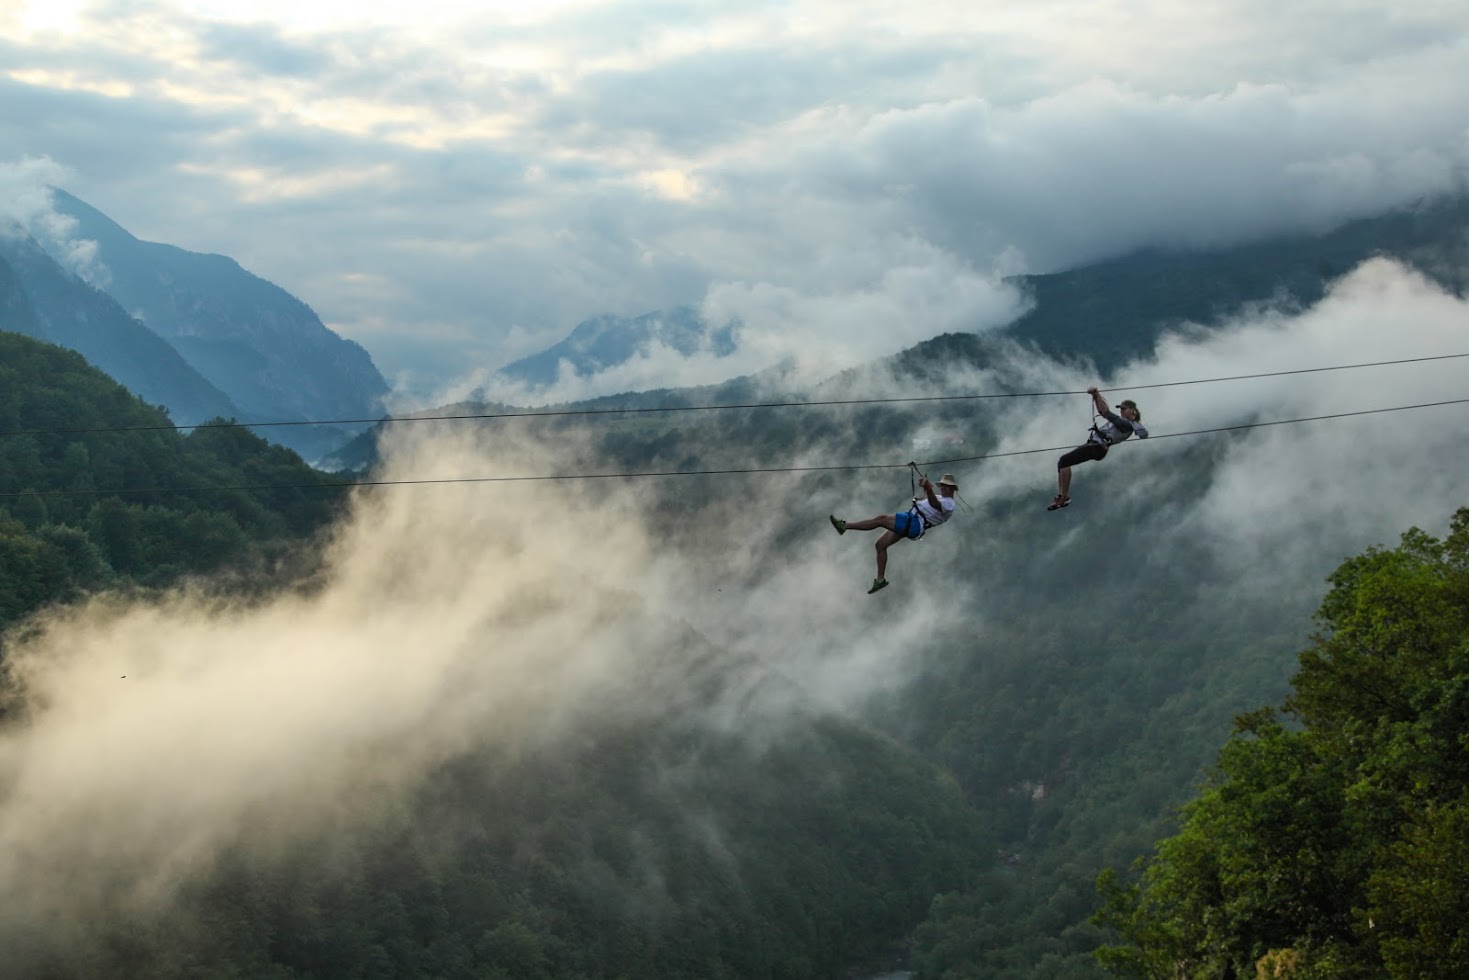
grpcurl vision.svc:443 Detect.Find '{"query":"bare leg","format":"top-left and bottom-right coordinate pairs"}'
top-left (846, 514), bottom-right (898, 532)
top-left (1058, 466), bottom-right (1072, 499)
top-left (875, 529), bottom-right (903, 579)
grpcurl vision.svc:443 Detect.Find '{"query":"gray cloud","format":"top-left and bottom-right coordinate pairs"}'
top-left (2, 3), bottom-right (1467, 403)
top-left (194, 21), bottom-right (333, 78)
top-left (535, 40), bottom-right (971, 155)
top-left (720, 47), bottom-right (1469, 275)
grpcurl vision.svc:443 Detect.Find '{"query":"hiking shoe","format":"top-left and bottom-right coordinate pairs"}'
top-left (867, 578), bottom-right (889, 594)
top-left (829, 515), bottom-right (846, 534)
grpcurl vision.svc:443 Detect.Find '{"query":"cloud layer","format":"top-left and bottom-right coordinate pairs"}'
top-left (3, 2), bottom-right (1468, 399)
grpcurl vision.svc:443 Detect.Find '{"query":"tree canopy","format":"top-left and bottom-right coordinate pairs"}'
top-left (0, 330), bottom-right (345, 632)
top-left (1095, 509), bottom-right (1469, 979)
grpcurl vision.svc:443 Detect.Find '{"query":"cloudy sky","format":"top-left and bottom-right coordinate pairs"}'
top-left (3, 0), bottom-right (1469, 401)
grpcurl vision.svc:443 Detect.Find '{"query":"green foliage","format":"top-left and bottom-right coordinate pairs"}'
top-left (1367, 799), bottom-right (1469, 978)
top-left (0, 516), bottom-right (73, 622)
top-left (1094, 509), bottom-right (1469, 978)
top-left (0, 330), bottom-right (343, 631)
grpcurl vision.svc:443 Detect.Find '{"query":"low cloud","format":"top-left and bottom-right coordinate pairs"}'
top-left (1, 429), bottom-right (647, 933)
top-left (0, 156), bottom-right (108, 285)
top-left (960, 256), bottom-right (1468, 581)
top-left (450, 237), bottom-right (1030, 408)
top-left (0, 419), bottom-right (970, 950)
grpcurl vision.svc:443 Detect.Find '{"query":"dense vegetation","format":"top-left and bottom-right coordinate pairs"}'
top-left (0, 330), bottom-right (344, 630)
top-left (1094, 510), bottom-right (1469, 979)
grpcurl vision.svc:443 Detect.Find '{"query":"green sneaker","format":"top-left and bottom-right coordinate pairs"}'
top-left (867, 578), bottom-right (889, 594)
top-left (829, 515), bottom-right (846, 535)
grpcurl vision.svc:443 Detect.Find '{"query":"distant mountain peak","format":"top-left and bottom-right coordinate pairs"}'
top-left (497, 306), bottom-right (738, 387)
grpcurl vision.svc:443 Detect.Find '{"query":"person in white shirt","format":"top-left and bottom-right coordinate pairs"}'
top-left (1048, 386), bottom-right (1148, 511)
top-left (830, 473), bottom-right (959, 593)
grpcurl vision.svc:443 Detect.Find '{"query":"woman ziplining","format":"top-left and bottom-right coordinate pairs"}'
top-left (1049, 385), bottom-right (1148, 510)
top-left (829, 466), bottom-right (959, 594)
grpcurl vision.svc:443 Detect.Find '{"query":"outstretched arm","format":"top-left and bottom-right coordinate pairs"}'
top-left (1090, 385), bottom-right (1138, 432)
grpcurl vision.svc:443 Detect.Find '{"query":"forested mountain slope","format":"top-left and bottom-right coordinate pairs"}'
top-left (1000, 196), bottom-right (1469, 369)
top-left (0, 233), bottom-right (240, 424)
top-left (0, 330), bottom-right (343, 629)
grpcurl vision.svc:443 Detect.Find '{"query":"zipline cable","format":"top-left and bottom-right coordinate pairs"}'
top-left (1, 352), bottom-right (1466, 440)
top-left (920, 397), bottom-right (1469, 467)
top-left (3, 397), bottom-right (1465, 499)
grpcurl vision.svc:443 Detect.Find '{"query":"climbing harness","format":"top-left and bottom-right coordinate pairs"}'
top-left (904, 461), bottom-right (928, 541)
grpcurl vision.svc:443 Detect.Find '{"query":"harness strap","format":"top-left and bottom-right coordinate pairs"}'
top-left (906, 500), bottom-right (927, 540)
top-left (905, 462), bottom-right (927, 540)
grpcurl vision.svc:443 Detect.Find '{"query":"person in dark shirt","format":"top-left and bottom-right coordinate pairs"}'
top-left (1049, 387), bottom-right (1148, 510)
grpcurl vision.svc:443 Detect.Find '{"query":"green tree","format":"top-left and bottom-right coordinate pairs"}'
top-left (1367, 798), bottom-right (1469, 979)
top-left (0, 330), bottom-right (345, 631)
top-left (1095, 508), bottom-right (1469, 978)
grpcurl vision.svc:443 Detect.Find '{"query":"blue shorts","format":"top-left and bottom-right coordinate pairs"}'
top-left (894, 511), bottom-right (924, 539)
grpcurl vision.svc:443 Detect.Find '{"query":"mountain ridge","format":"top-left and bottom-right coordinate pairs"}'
top-left (42, 189), bottom-right (391, 459)
top-left (495, 304), bottom-right (738, 387)
top-left (0, 231), bottom-right (242, 424)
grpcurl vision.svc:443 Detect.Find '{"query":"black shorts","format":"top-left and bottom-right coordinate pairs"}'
top-left (1058, 442), bottom-right (1108, 469)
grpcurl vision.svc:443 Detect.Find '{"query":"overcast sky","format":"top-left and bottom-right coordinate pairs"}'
top-left (3, 0), bottom-right (1468, 401)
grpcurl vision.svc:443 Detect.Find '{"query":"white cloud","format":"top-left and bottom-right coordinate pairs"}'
top-left (2, 2), bottom-right (1468, 397)
top-left (0, 415), bottom-right (973, 944)
top-left (0, 155), bottom-right (108, 284)
top-left (960, 256), bottom-right (1469, 578)
top-left (431, 236), bottom-right (1029, 407)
